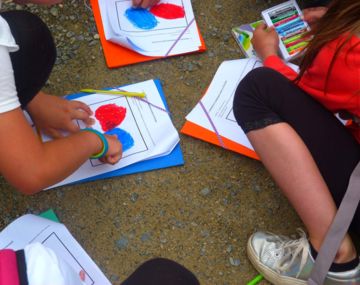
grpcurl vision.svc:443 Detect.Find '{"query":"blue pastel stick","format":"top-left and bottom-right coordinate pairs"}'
top-left (276, 17), bottom-right (301, 31)
top-left (279, 23), bottom-right (305, 37)
top-left (277, 21), bottom-right (304, 34)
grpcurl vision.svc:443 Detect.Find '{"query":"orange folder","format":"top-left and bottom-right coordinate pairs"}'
top-left (181, 87), bottom-right (259, 160)
top-left (181, 120), bottom-right (259, 160)
top-left (90, 0), bottom-right (207, 68)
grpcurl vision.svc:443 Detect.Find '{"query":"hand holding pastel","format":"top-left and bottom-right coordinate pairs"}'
top-left (101, 135), bottom-right (123, 165)
top-left (252, 23), bottom-right (279, 60)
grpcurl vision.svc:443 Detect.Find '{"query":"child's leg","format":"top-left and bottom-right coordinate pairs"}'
top-left (233, 67), bottom-right (360, 262)
top-left (121, 258), bottom-right (200, 285)
top-left (0, 10), bottom-right (56, 107)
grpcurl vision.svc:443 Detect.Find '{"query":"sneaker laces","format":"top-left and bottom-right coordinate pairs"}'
top-left (266, 229), bottom-right (310, 278)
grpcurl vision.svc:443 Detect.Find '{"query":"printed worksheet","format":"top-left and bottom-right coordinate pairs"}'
top-left (40, 79), bottom-right (179, 189)
top-left (186, 59), bottom-right (261, 150)
top-left (186, 58), bottom-right (299, 150)
top-left (98, 0), bottom-right (202, 56)
top-left (0, 214), bottom-right (111, 285)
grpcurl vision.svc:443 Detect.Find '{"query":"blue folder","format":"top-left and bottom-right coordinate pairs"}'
top-left (65, 79), bottom-right (184, 184)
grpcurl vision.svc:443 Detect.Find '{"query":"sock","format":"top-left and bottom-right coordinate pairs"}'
top-left (310, 243), bottom-right (359, 272)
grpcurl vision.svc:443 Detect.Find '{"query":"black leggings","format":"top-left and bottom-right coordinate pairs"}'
top-left (233, 67), bottom-right (360, 235)
top-left (0, 10), bottom-right (56, 108)
top-left (121, 258), bottom-right (200, 285)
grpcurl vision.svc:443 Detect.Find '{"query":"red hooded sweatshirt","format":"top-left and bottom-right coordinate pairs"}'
top-left (264, 35), bottom-right (360, 143)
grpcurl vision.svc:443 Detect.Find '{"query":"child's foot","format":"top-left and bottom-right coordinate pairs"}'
top-left (247, 229), bottom-right (360, 285)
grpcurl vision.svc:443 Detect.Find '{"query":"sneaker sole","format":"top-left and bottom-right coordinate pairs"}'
top-left (247, 234), bottom-right (306, 285)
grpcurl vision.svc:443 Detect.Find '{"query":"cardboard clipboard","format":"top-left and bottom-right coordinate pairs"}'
top-left (90, 0), bottom-right (207, 68)
top-left (181, 58), bottom-right (260, 161)
top-left (65, 79), bottom-right (184, 185)
top-left (181, 119), bottom-right (259, 160)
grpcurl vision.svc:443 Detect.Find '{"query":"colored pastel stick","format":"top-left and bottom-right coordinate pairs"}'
top-left (279, 23), bottom-right (305, 37)
top-left (277, 20), bottom-right (304, 34)
top-left (281, 28), bottom-right (308, 40)
top-left (247, 274), bottom-right (264, 285)
top-left (287, 41), bottom-right (308, 52)
top-left (277, 19), bottom-right (303, 31)
top-left (272, 10), bottom-right (297, 23)
top-left (274, 14), bottom-right (298, 27)
top-left (285, 38), bottom-right (307, 48)
top-left (276, 17), bottom-right (302, 31)
top-left (289, 47), bottom-right (303, 55)
top-left (283, 32), bottom-right (305, 44)
top-left (270, 6), bottom-right (294, 19)
top-left (288, 45), bottom-right (307, 55)
top-left (80, 89), bottom-right (146, 98)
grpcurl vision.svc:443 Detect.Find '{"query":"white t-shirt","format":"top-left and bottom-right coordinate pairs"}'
top-left (0, 6), bottom-right (20, 113)
top-left (25, 243), bottom-right (85, 285)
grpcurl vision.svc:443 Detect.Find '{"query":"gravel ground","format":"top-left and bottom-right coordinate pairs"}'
top-left (0, 1), bottom-right (307, 284)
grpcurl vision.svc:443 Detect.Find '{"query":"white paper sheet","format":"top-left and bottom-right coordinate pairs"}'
top-left (0, 214), bottom-right (111, 285)
top-left (98, 0), bottom-right (201, 56)
top-left (186, 58), bottom-right (298, 151)
top-left (38, 79), bottom-right (179, 189)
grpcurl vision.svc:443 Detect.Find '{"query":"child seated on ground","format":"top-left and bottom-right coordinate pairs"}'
top-left (0, 0), bottom-right (163, 194)
top-left (233, 0), bottom-right (360, 284)
top-left (0, 0), bottom-right (161, 194)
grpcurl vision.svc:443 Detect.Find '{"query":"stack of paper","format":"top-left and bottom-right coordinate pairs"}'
top-left (92, 0), bottom-right (206, 67)
top-left (37, 79), bottom-right (182, 189)
top-left (0, 214), bottom-right (111, 285)
top-left (182, 58), bottom-right (260, 160)
top-left (182, 58), bottom-right (299, 160)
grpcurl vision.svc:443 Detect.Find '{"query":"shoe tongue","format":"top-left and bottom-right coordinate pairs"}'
top-left (270, 238), bottom-right (310, 270)
top-left (288, 252), bottom-right (314, 280)
top-left (278, 243), bottom-right (313, 280)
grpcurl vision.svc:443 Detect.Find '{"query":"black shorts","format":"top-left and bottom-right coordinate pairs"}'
top-left (1, 10), bottom-right (56, 108)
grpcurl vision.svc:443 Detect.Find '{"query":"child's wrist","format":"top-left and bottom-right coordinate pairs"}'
top-left (81, 128), bottom-right (108, 159)
top-left (259, 49), bottom-right (278, 61)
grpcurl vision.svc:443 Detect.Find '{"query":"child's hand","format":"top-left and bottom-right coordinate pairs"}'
top-left (302, 7), bottom-right (328, 28)
top-left (252, 23), bottom-right (279, 60)
top-left (132, 0), bottom-right (159, 8)
top-left (100, 135), bottom-right (122, 165)
top-left (27, 92), bottom-right (94, 138)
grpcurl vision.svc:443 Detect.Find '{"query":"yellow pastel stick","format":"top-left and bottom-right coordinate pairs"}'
top-left (80, 89), bottom-right (146, 98)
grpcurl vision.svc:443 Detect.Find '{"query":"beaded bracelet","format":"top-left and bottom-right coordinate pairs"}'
top-left (82, 128), bottom-right (109, 159)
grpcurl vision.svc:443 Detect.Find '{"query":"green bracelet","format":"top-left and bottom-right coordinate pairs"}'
top-left (82, 128), bottom-right (109, 159)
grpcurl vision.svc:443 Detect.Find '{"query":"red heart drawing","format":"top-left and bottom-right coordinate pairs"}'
top-left (95, 104), bottom-right (126, 132)
top-left (150, 3), bottom-right (185, 19)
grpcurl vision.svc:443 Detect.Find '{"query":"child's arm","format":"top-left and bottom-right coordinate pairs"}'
top-left (263, 55), bottom-right (299, 80)
top-left (0, 108), bottom-right (122, 194)
top-left (26, 91), bottom-right (95, 139)
top-left (252, 23), bottom-right (299, 80)
top-left (0, 45), bottom-right (121, 194)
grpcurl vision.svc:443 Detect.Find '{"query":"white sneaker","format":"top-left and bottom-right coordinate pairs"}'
top-left (247, 229), bottom-right (360, 285)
